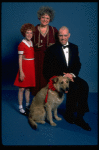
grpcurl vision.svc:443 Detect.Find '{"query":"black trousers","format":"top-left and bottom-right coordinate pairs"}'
top-left (66, 76), bottom-right (89, 116)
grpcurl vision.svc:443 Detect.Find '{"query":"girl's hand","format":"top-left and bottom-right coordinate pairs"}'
top-left (19, 71), bottom-right (25, 81)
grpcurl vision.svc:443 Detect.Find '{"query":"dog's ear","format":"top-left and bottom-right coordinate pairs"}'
top-left (51, 77), bottom-right (58, 83)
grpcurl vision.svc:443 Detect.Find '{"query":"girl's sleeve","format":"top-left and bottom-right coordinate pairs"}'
top-left (18, 42), bottom-right (24, 54)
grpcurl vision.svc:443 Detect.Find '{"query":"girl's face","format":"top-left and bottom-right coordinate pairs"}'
top-left (25, 30), bottom-right (33, 41)
top-left (40, 13), bottom-right (50, 26)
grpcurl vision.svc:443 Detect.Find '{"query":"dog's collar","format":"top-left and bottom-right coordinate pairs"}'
top-left (45, 76), bottom-right (59, 103)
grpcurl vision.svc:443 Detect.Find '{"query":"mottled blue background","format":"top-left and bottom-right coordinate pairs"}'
top-left (1, 2), bottom-right (98, 92)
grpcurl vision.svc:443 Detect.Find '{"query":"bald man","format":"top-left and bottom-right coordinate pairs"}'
top-left (43, 26), bottom-right (91, 131)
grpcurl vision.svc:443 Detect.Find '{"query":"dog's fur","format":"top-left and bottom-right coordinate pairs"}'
top-left (28, 76), bottom-right (71, 129)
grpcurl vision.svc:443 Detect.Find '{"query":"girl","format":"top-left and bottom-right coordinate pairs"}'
top-left (14, 23), bottom-right (36, 115)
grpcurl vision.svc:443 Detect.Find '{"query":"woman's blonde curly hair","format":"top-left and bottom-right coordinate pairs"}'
top-left (37, 6), bottom-right (55, 22)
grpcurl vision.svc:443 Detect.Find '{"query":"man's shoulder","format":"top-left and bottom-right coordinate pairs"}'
top-left (69, 42), bottom-right (78, 48)
top-left (46, 43), bottom-right (61, 55)
top-left (50, 42), bottom-right (78, 48)
top-left (48, 42), bottom-right (78, 52)
top-left (48, 43), bottom-right (59, 51)
top-left (50, 42), bottom-right (62, 49)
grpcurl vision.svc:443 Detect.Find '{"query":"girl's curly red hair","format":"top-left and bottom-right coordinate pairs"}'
top-left (20, 23), bottom-right (35, 37)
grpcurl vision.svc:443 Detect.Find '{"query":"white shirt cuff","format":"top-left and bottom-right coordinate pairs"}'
top-left (70, 73), bottom-right (76, 78)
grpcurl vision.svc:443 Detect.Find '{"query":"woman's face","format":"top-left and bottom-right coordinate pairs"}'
top-left (40, 13), bottom-right (50, 26)
top-left (25, 30), bottom-right (33, 41)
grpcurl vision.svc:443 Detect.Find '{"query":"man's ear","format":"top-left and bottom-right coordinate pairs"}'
top-left (68, 33), bottom-right (70, 38)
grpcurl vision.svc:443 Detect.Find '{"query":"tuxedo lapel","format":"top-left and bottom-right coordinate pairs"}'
top-left (68, 42), bottom-right (76, 67)
top-left (68, 43), bottom-right (72, 67)
top-left (56, 43), bottom-right (68, 66)
top-left (55, 42), bottom-right (73, 68)
top-left (58, 42), bottom-right (72, 67)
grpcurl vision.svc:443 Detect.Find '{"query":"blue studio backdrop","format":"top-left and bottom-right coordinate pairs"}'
top-left (1, 2), bottom-right (98, 92)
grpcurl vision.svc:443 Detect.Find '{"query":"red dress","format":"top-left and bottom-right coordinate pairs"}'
top-left (31, 25), bottom-right (58, 95)
top-left (14, 39), bottom-right (36, 87)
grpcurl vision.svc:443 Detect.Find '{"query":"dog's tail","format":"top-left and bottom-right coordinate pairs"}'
top-left (28, 117), bottom-right (37, 130)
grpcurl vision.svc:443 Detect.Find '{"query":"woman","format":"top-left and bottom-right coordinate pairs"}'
top-left (14, 23), bottom-right (36, 115)
top-left (32, 6), bottom-right (58, 96)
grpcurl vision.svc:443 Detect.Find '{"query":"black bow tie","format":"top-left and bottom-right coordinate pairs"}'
top-left (62, 45), bottom-right (69, 49)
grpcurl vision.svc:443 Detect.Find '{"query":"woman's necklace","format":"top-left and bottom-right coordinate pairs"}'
top-left (38, 25), bottom-right (49, 37)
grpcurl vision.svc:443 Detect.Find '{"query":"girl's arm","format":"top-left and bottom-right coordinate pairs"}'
top-left (19, 54), bottom-right (25, 81)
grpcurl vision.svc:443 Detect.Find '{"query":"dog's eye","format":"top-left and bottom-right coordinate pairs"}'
top-left (61, 81), bottom-right (63, 84)
top-left (66, 81), bottom-right (68, 83)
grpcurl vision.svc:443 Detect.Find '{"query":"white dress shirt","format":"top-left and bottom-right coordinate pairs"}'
top-left (62, 41), bottom-right (76, 78)
top-left (62, 41), bottom-right (69, 66)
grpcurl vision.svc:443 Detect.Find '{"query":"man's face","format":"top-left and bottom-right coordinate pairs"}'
top-left (58, 29), bottom-right (70, 45)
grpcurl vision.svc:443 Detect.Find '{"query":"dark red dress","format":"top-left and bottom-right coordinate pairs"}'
top-left (31, 25), bottom-right (58, 96)
top-left (14, 39), bottom-right (36, 87)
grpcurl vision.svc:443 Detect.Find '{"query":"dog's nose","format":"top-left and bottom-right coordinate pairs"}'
top-left (66, 87), bottom-right (69, 91)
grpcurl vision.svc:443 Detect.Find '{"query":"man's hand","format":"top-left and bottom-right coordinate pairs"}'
top-left (63, 72), bottom-right (74, 82)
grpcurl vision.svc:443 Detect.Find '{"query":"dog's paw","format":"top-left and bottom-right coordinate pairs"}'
top-left (36, 120), bottom-right (45, 124)
top-left (55, 117), bottom-right (62, 121)
top-left (50, 122), bottom-right (57, 126)
top-left (41, 121), bottom-right (46, 124)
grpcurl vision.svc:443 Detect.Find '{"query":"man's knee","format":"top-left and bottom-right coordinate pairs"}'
top-left (82, 79), bottom-right (89, 92)
top-left (75, 77), bottom-right (89, 92)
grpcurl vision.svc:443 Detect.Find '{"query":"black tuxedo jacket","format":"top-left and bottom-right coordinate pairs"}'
top-left (43, 42), bottom-right (81, 82)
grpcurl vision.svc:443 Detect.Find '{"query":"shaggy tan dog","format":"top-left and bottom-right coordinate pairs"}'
top-left (28, 76), bottom-right (71, 129)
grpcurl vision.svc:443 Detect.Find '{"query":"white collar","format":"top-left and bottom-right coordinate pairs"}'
top-left (22, 39), bottom-right (33, 47)
top-left (63, 41), bottom-right (69, 47)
